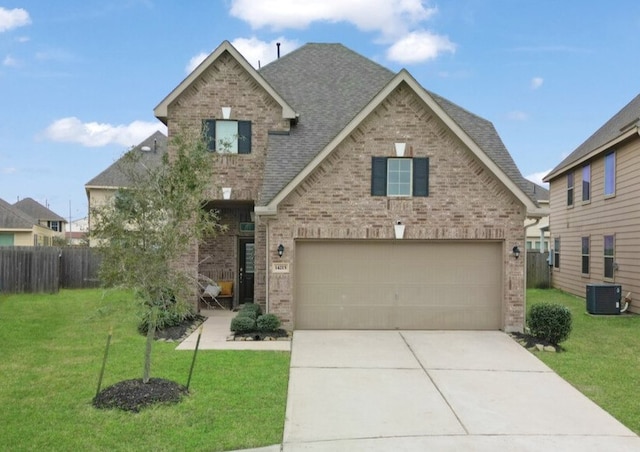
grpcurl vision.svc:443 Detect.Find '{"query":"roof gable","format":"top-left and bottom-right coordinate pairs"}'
top-left (85, 131), bottom-right (167, 189)
top-left (13, 197), bottom-right (65, 222)
top-left (545, 92), bottom-right (640, 180)
top-left (0, 197), bottom-right (37, 229)
top-left (258, 65), bottom-right (539, 214)
top-left (154, 41), bottom-right (296, 123)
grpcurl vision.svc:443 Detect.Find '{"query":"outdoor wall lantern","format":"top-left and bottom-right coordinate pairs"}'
top-left (512, 246), bottom-right (521, 259)
top-left (277, 244), bottom-right (285, 257)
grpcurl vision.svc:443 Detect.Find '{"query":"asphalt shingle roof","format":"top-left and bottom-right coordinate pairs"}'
top-left (85, 131), bottom-right (167, 188)
top-left (257, 43), bottom-right (537, 206)
top-left (13, 197), bottom-right (65, 222)
top-left (547, 92), bottom-right (640, 178)
top-left (0, 197), bottom-right (38, 229)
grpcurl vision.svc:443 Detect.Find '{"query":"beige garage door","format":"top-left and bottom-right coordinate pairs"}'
top-left (295, 241), bottom-right (503, 330)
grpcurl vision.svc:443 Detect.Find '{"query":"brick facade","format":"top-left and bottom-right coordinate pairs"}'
top-left (266, 83), bottom-right (525, 331)
top-left (161, 46), bottom-right (528, 332)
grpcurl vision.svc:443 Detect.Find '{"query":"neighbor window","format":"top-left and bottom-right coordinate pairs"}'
top-left (604, 235), bottom-right (615, 279)
top-left (371, 157), bottom-right (429, 197)
top-left (553, 237), bottom-right (560, 268)
top-left (604, 152), bottom-right (616, 196)
top-left (582, 164), bottom-right (591, 202)
top-left (566, 172), bottom-right (574, 206)
top-left (581, 236), bottom-right (590, 275)
top-left (202, 119), bottom-right (252, 154)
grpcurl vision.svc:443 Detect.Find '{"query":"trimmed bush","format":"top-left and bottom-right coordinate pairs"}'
top-left (257, 314), bottom-right (281, 332)
top-left (240, 303), bottom-right (262, 316)
top-left (527, 303), bottom-right (572, 345)
top-left (230, 316), bottom-right (257, 333)
top-left (138, 298), bottom-right (197, 334)
top-left (235, 309), bottom-right (257, 320)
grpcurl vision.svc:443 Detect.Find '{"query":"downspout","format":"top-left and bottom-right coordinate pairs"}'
top-left (524, 218), bottom-right (541, 252)
top-left (265, 217), bottom-right (270, 314)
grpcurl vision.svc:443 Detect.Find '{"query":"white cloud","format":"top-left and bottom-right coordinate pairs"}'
top-left (43, 117), bottom-right (167, 148)
top-left (186, 37), bottom-right (301, 73)
top-left (3, 55), bottom-right (18, 67)
top-left (386, 30), bottom-right (455, 63)
top-left (231, 36), bottom-right (300, 68)
top-left (228, 0), bottom-right (452, 64)
top-left (0, 7), bottom-right (31, 32)
top-left (185, 52), bottom-right (208, 73)
top-left (526, 170), bottom-right (551, 187)
top-left (2, 166), bottom-right (17, 174)
top-left (507, 110), bottom-right (529, 121)
top-left (229, 0), bottom-right (436, 37)
top-left (531, 76), bottom-right (544, 89)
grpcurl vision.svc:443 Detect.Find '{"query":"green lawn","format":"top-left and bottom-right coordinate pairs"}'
top-left (0, 289), bottom-right (290, 452)
top-left (527, 288), bottom-right (640, 434)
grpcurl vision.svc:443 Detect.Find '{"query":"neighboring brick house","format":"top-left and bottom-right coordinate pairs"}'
top-left (154, 41), bottom-right (545, 332)
top-left (0, 197), bottom-right (62, 246)
top-left (544, 92), bottom-right (640, 313)
top-left (85, 131), bottom-right (167, 246)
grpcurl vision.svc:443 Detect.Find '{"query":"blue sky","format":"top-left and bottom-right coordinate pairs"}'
top-left (1, 1), bottom-right (639, 223)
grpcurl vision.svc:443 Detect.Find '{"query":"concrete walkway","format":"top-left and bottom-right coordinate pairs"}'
top-left (282, 330), bottom-right (640, 451)
top-left (175, 309), bottom-right (290, 351)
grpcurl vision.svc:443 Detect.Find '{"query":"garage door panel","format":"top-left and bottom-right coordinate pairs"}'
top-left (295, 241), bottom-right (502, 330)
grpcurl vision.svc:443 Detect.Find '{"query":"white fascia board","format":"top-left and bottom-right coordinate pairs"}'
top-left (544, 128), bottom-right (639, 182)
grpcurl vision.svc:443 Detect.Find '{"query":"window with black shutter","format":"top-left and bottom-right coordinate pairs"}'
top-left (371, 156), bottom-right (429, 197)
top-left (201, 119), bottom-right (252, 153)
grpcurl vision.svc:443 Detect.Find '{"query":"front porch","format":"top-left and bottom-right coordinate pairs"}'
top-left (198, 201), bottom-right (257, 311)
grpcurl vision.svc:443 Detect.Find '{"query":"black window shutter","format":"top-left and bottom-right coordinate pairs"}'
top-left (413, 157), bottom-right (429, 196)
top-left (237, 121), bottom-right (252, 154)
top-left (371, 157), bottom-right (388, 196)
top-left (202, 119), bottom-right (216, 151)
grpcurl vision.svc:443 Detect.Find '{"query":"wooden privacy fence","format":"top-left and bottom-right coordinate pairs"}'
top-left (526, 250), bottom-right (551, 289)
top-left (0, 247), bottom-right (102, 294)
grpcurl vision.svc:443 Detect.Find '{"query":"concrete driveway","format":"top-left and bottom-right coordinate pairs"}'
top-left (282, 330), bottom-right (640, 451)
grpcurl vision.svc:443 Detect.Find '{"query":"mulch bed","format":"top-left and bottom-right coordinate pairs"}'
top-left (510, 331), bottom-right (565, 352)
top-left (93, 316), bottom-right (204, 413)
top-left (232, 328), bottom-right (290, 341)
top-left (93, 378), bottom-right (188, 413)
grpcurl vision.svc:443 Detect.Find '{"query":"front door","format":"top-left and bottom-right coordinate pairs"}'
top-left (238, 238), bottom-right (255, 303)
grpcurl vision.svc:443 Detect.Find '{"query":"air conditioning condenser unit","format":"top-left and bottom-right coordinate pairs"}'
top-left (586, 284), bottom-right (621, 315)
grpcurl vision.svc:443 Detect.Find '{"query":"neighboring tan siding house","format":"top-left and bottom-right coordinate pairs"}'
top-left (525, 181), bottom-right (550, 252)
top-left (0, 198), bottom-right (58, 246)
top-left (544, 93), bottom-right (640, 313)
top-left (154, 41), bottom-right (546, 332)
top-left (85, 131), bottom-right (167, 246)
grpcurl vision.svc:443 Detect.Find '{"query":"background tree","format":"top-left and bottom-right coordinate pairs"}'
top-left (91, 131), bottom-right (224, 383)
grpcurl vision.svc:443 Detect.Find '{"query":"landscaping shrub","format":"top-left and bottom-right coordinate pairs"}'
top-left (257, 314), bottom-right (281, 332)
top-left (138, 298), bottom-right (197, 334)
top-left (230, 316), bottom-right (257, 333)
top-left (527, 303), bottom-right (572, 345)
top-left (235, 310), bottom-right (257, 320)
top-left (240, 303), bottom-right (262, 316)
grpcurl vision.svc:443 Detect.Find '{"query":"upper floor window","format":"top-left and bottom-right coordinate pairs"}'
top-left (582, 164), bottom-right (591, 202)
top-left (604, 235), bottom-right (615, 279)
top-left (48, 220), bottom-right (60, 232)
top-left (371, 157), bottom-right (429, 197)
top-left (566, 172), bottom-right (574, 206)
top-left (604, 152), bottom-right (616, 197)
top-left (202, 119), bottom-right (252, 154)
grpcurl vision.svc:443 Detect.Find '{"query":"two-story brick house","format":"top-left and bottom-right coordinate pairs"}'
top-left (544, 93), bottom-right (640, 313)
top-left (154, 41), bottom-right (545, 332)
